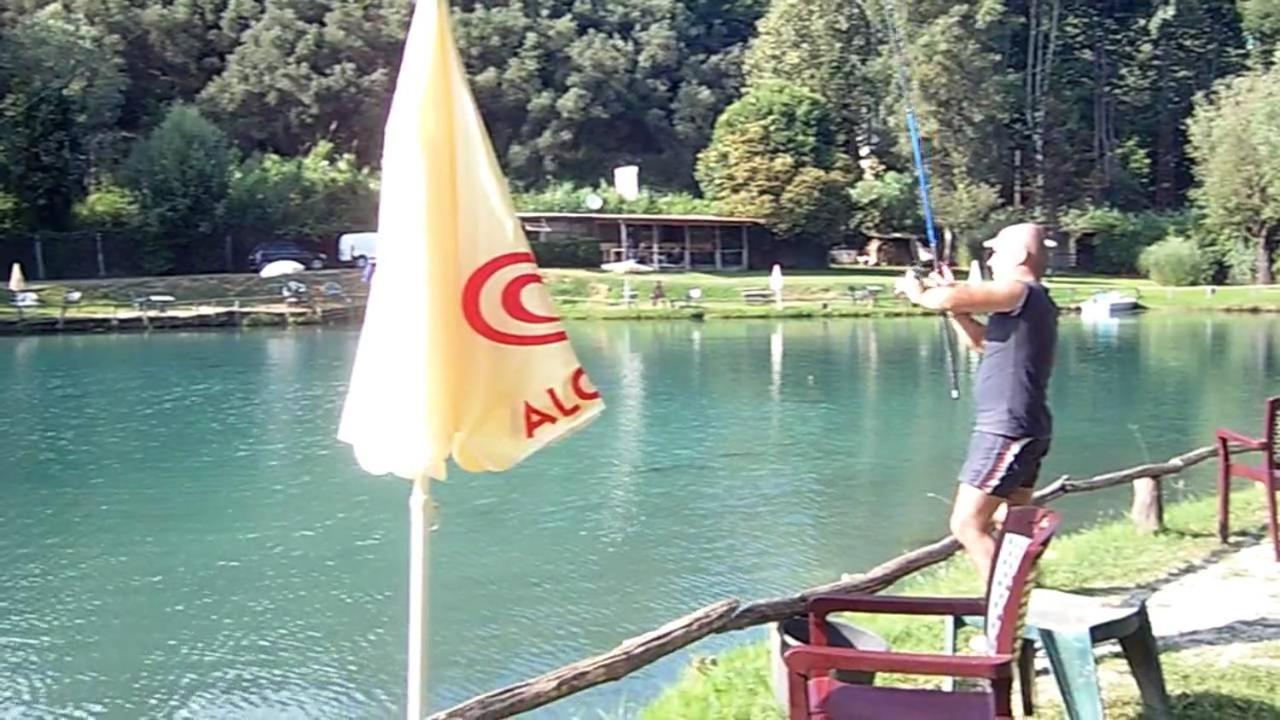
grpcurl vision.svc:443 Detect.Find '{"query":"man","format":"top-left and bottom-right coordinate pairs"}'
top-left (895, 222), bottom-right (1059, 583)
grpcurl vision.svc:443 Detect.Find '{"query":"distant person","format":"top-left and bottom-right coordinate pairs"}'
top-left (650, 280), bottom-right (666, 307)
top-left (362, 259), bottom-right (377, 284)
top-left (895, 223), bottom-right (1059, 582)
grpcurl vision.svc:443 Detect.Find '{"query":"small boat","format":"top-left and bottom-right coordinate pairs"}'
top-left (1079, 290), bottom-right (1141, 319)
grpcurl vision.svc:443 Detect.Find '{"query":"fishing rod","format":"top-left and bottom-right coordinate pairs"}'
top-left (882, 0), bottom-right (961, 400)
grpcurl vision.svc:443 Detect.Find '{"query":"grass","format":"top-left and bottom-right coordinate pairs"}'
top-left (639, 488), bottom-right (1277, 720)
top-left (7, 266), bottom-right (1280, 324)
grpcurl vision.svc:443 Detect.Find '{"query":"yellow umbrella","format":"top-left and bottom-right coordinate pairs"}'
top-left (8, 262), bottom-right (25, 293)
top-left (336, 1), bottom-right (605, 716)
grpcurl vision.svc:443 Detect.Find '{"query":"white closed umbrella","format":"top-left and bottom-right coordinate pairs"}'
top-left (769, 263), bottom-right (784, 309)
top-left (8, 262), bottom-right (25, 292)
top-left (258, 259), bottom-right (305, 278)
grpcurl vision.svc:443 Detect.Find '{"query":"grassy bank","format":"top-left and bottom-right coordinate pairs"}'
top-left (639, 488), bottom-right (1277, 720)
top-left (6, 267), bottom-right (1280, 324)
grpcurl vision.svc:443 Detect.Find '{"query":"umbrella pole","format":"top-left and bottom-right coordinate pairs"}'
top-left (407, 474), bottom-right (431, 719)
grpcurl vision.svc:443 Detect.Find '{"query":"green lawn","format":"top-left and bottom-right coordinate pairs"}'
top-left (637, 488), bottom-right (1278, 720)
top-left (7, 266), bottom-right (1280, 323)
top-left (543, 267), bottom-right (1280, 319)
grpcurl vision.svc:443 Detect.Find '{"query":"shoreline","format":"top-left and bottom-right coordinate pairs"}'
top-left (8, 302), bottom-right (1280, 335)
top-left (5, 267), bottom-right (1280, 334)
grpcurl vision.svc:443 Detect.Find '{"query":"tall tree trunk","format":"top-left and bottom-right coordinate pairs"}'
top-left (1025, 0), bottom-right (1061, 219)
top-left (1258, 230), bottom-right (1274, 285)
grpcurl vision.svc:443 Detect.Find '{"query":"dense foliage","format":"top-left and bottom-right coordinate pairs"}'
top-left (1, 0), bottom-right (1278, 278)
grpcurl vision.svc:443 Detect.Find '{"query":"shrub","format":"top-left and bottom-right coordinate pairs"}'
top-left (1138, 236), bottom-right (1210, 286)
top-left (1060, 207), bottom-right (1193, 275)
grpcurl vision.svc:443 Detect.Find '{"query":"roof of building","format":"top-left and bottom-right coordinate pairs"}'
top-left (515, 211), bottom-right (764, 226)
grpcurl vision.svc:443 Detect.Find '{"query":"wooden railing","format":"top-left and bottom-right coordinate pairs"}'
top-left (430, 443), bottom-right (1249, 719)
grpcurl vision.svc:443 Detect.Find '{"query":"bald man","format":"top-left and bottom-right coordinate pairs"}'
top-left (895, 223), bottom-right (1059, 583)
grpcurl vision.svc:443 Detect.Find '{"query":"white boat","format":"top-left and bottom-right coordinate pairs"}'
top-left (1079, 290), bottom-right (1141, 319)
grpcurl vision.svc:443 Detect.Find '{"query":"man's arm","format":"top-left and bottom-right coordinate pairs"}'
top-left (950, 312), bottom-right (986, 353)
top-left (899, 277), bottom-right (1028, 315)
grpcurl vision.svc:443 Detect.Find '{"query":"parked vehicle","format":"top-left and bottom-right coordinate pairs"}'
top-left (338, 232), bottom-right (378, 268)
top-left (247, 241), bottom-right (327, 271)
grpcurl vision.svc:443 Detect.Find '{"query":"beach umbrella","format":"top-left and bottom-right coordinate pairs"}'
top-left (600, 259), bottom-right (654, 306)
top-left (8, 263), bottom-right (25, 292)
top-left (336, 1), bottom-right (605, 716)
top-left (258, 259), bottom-right (305, 278)
top-left (600, 259), bottom-right (654, 273)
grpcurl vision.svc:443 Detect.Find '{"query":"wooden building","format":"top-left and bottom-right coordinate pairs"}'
top-left (516, 212), bottom-right (767, 271)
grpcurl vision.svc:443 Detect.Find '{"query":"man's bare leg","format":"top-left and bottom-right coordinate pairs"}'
top-left (991, 487), bottom-right (1034, 529)
top-left (950, 484), bottom-right (1006, 583)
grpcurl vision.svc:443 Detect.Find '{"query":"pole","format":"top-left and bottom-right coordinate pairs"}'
top-left (884, 0), bottom-right (959, 400)
top-left (407, 475), bottom-right (431, 719)
top-left (620, 222), bottom-right (631, 305)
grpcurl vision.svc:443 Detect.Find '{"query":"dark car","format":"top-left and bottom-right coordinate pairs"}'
top-left (247, 241), bottom-right (328, 271)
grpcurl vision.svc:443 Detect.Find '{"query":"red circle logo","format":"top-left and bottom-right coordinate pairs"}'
top-left (462, 252), bottom-right (568, 346)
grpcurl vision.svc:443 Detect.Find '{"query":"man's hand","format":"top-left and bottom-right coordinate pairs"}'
top-left (894, 271), bottom-right (926, 303)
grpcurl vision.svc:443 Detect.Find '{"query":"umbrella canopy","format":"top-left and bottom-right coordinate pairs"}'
top-left (600, 259), bottom-right (655, 273)
top-left (8, 263), bottom-right (25, 292)
top-left (258, 259), bottom-right (305, 278)
top-left (337, 1), bottom-right (604, 716)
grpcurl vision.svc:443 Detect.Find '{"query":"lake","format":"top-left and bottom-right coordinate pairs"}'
top-left (1, 314), bottom-right (1276, 718)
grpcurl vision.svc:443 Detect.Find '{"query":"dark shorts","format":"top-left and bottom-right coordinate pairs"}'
top-left (958, 431), bottom-right (1051, 499)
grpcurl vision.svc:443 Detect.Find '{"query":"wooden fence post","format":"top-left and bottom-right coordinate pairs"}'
top-left (1131, 476), bottom-right (1164, 534)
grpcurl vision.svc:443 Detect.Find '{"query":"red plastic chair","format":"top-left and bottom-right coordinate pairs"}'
top-left (783, 506), bottom-right (1061, 720)
top-left (1216, 396), bottom-right (1280, 562)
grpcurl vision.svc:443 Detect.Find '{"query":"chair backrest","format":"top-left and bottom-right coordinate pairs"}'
top-left (983, 506), bottom-right (1061, 655)
top-left (1267, 397), bottom-right (1280, 468)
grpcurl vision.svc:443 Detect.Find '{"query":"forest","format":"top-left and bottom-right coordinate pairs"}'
top-left (1, 0), bottom-right (1279, 280)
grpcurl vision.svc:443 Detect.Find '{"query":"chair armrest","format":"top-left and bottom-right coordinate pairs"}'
top-left (1216, 428), bottom-right (1266, 451)
top-left (784, 646), bottom-right (1014, 680)
top-left (808, 594), bottom-right (986, 619)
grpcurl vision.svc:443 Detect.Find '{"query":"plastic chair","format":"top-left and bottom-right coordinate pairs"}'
top-left (783, 507), bottom-right (1061, 720)
top-left (1216, 396), bottom-right (1280, 562)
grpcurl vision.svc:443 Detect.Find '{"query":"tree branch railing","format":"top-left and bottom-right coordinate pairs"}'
top-left (430, 443), bottom-right (1250, 720)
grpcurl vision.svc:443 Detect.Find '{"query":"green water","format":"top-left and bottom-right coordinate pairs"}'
top-left (1, 315), bottom-right (1276, 718)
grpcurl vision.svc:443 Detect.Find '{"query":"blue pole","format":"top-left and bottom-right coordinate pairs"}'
top-left (904, 110), bottom-right (939, 262)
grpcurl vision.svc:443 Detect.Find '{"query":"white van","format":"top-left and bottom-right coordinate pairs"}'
top-left (338, 232), bottom-right (378, 268)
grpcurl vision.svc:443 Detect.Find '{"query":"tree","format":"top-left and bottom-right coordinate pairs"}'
top-left (696, 83), bottom-right (854, 256)
top-left (1241, 0), bottom-right (1280, 56)
top-left (199, 0), bottom-right (408, 164)
top-left (1187, 57), bottom-right (1280, 283)
top-left (0, 6), bottom-right (126, 229)
top-left (123, 104), bottom-right (238, 273)
top-left (454, 0), bottom-right (764, 189)
top-left (225, 140), bottom-right (378, 243)
top-left (877, 1), bottom-right (1014, 235)
top-left (744, 0), bottom-right (879, 154)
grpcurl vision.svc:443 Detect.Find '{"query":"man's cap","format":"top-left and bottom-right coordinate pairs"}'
top-left (982, 223), bottom-right (1058, 250)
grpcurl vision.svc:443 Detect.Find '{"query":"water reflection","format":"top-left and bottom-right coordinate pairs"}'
top-left (4, 318), bottom-right (1280, 717)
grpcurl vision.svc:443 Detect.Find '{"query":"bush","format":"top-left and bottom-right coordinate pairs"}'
top-left (1060, 207), bottom-right (1193, 275)
top-left (72, 184), bottom-right (143, 231)
top-left (0, 192), bottom-right (21, 231)
top-left (1138, 236), bottom-right (1209, 286)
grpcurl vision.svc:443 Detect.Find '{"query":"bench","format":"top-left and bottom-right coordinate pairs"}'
top-left (741, 288), bottom-right (773, 305)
